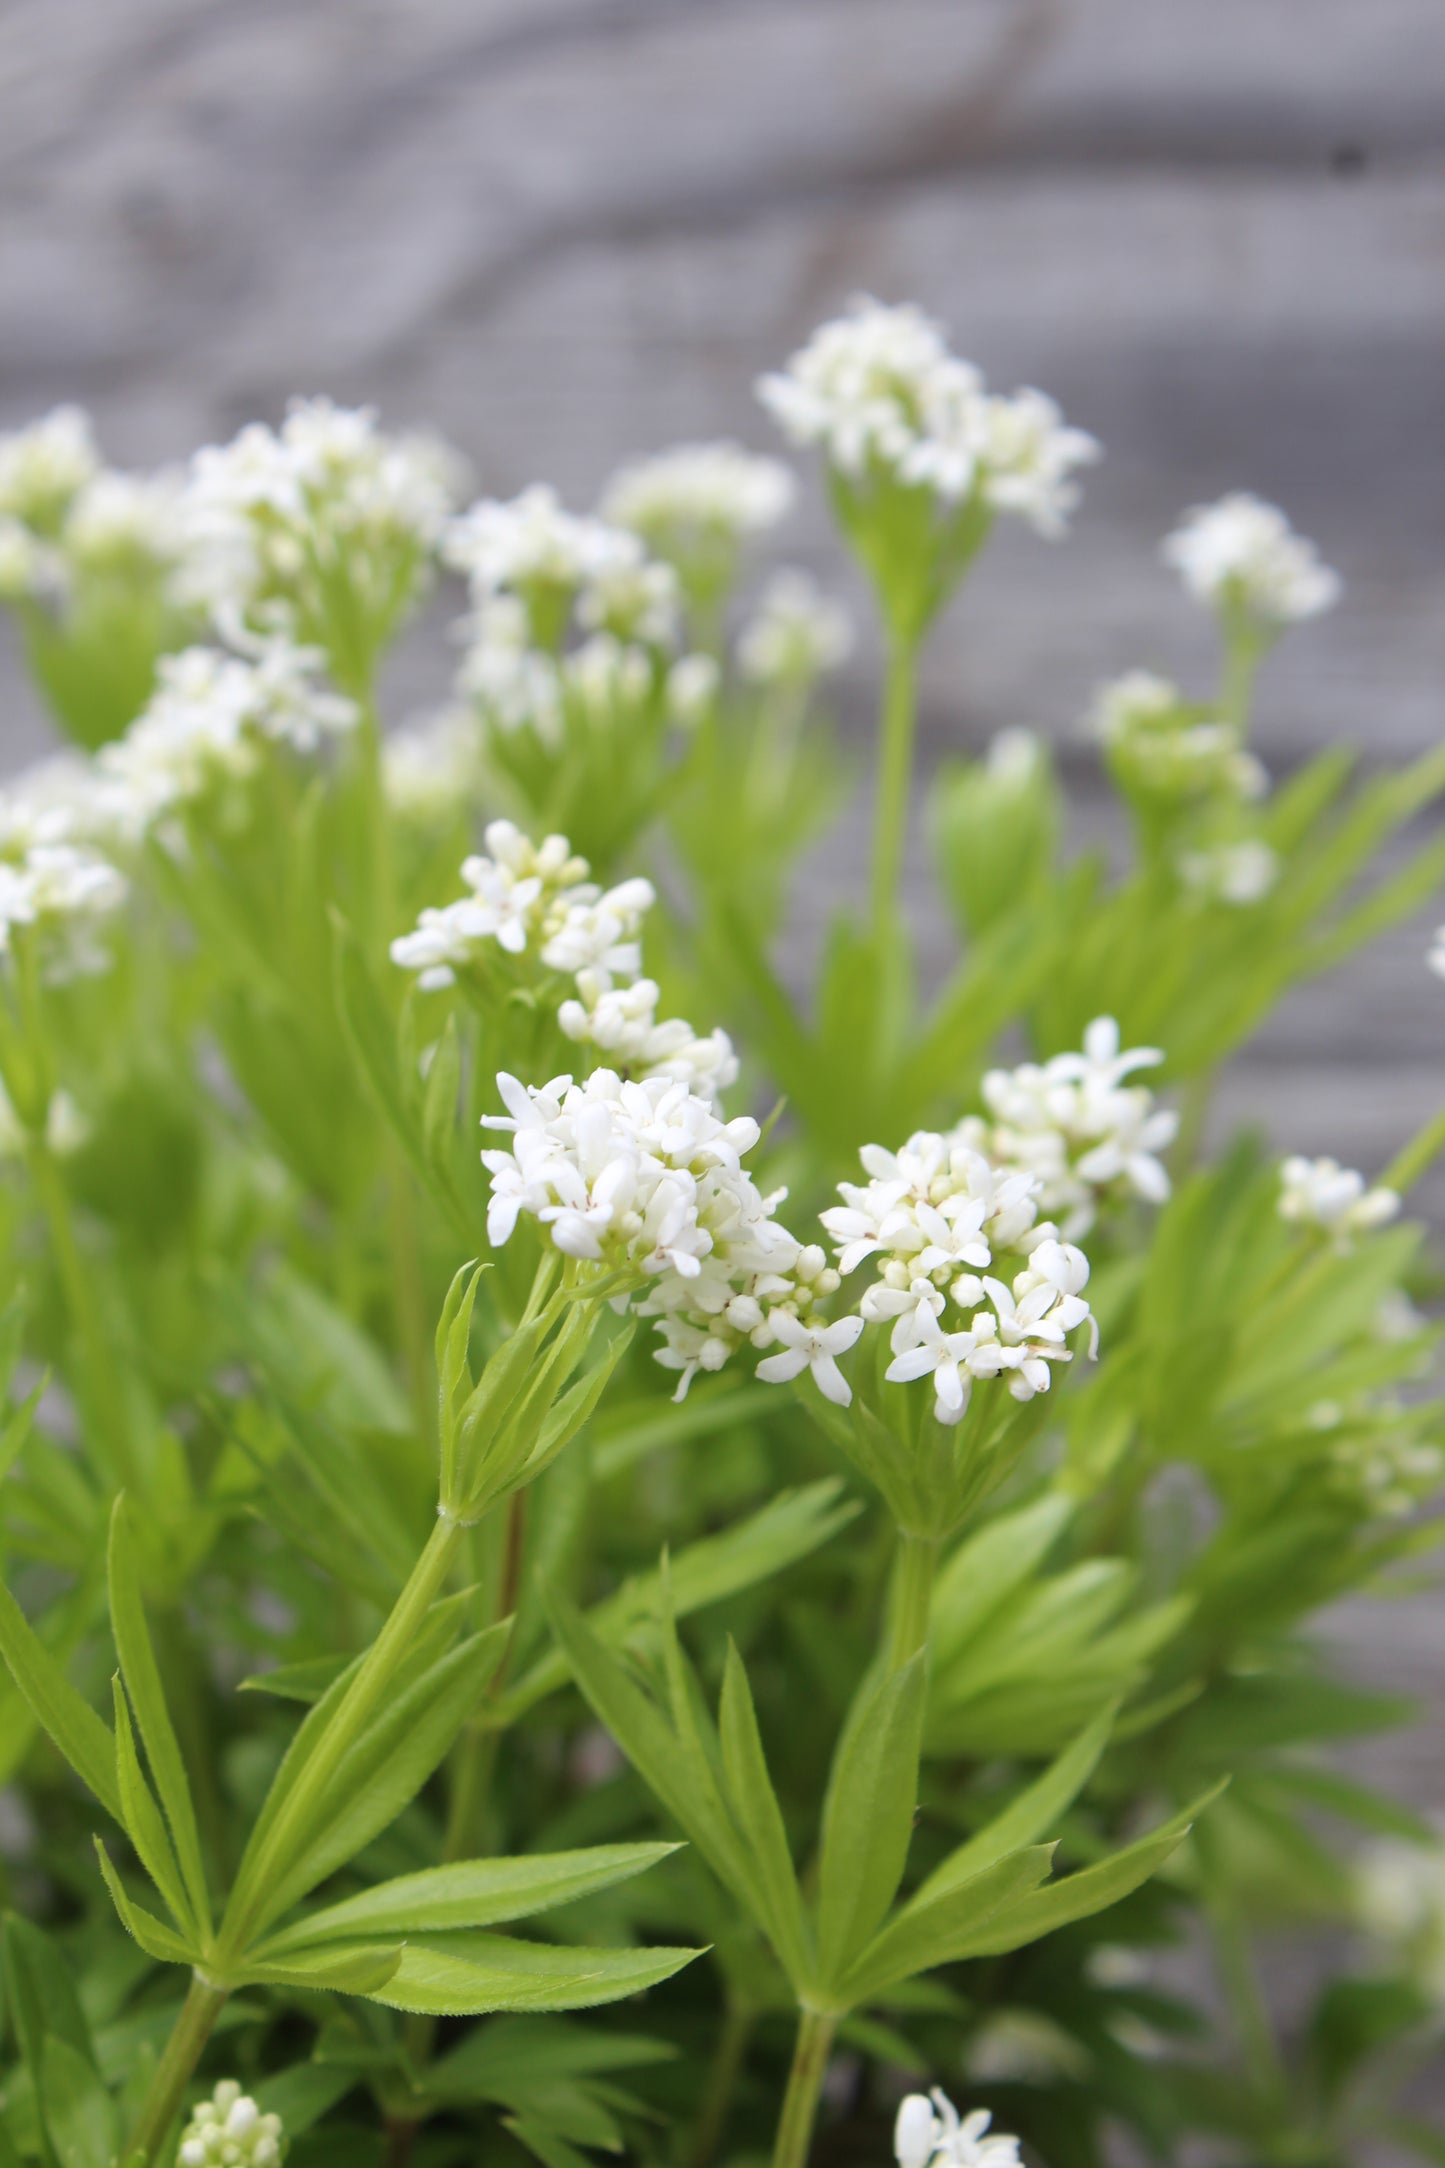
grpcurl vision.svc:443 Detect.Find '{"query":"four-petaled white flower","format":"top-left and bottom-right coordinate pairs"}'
top-left (895, 2088), bottom-right (1022, 2167)
top-left (756, 1311), bottom-right (865, 1406)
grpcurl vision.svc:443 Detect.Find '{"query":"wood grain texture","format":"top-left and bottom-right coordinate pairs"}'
top-left (0, 5), bottom-right (1440, 2127)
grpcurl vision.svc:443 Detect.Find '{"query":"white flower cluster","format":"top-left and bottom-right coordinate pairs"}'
top-left (822, 1130), bottom-right (1096, 1426)
top-left (382, 706), bottom-right (485, 822)
top-left (391, 822), bottom-right (648, 991)
top-left (1177, 839), bottom-right (1279, 907)
top-left (758, 297), bottom-right (1098, 535)
top-left (1356, 1840), bottom-right (1445, 2001)
top-left (600, 440), bottom-right (794, 553)
top-left (895, 2089), bottom-right (1021, 2168)
top-left (483, 1066), bottom-right (841, 1400)
top-left (0, 406), bottom-right (188, 607)
top-left (738, 569), bottom-right (854, 689)
top-left (391, 822), bottom-right (738, 1104)
top-left (179, 2081), bottom-right (284, 2168)
top-left (448, 484), bottom-right (680, 643)
top-left (1278, 1155), bottom-right (1399, 1246)
top-left (1327, 1423), bottom-right (1444, 1520)
top-left (559, 971), bottom-right (738, 1102)
top-left (183, 398), bottom-right (459, 634)
top-left (101, 644), bottom-right (357, 824)
top-left (957, 1016), bottom-right (1178, 1240)
top-left (0, 768), bottom-right (128, 984)
top-left (1089, 670), bottom-right (1266, 804)
top-left (1163, 493), bottom-right (1340, 625)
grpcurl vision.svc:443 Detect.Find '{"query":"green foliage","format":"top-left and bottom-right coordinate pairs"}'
top-left (0, 355), bottom-right (1436, 2168)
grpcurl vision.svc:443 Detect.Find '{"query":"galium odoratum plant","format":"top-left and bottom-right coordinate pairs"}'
top-left (0, 301), bottom-right (1442, 2168)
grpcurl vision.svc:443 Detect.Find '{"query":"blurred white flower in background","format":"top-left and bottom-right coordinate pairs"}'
top-left (1163, 492), bottom-right (1340, 624)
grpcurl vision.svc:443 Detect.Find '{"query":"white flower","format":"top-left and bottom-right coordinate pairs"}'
top-left (894, 2088), bottom-right (1021, 2167)
top-left (389, 822), bottom-right (598, 990)
top-left (1279, 1155), bottom-right (1399, 1245)
top-left (1177, 839), bottom-right (1278, 906)
top-left (577, 557), bottom-right (679, 648)
top-left (738, 569), bottom-right (854, 688)
top-left (178, 2080), bottom-right (284, 2168)
top-left (976, 387), bottom-right (1099, 538)
top-left (1356, 1841), bottom-right (1445, 2003)
top-left (0, 837), bottom-right (127, 983)
top-left (101, 643), bottom-right (356, 824)
top-left (758, 296), bottom-right (1094, 528)
top-left (974, 1017), bottom-right (1176, 1238)
top-left (0, 517), bottom-right (59, 600)
top-left (0, 406), bottom-right (98, 532)
top-left (458, 600), bottom-right (564, 741)
top-left (1163, 493), bottom-right (1340, 624)
top-left (63, 467), bottom-right (187, 580)
top-left (558, 972), bottom-right (738, 1103)
top-left (382, 706), bottom-right (484, 822)
top-left (601, 441), bottom-right (794, 550)
top-left (667, 652), bottom-right (721, 724)
top-left (446, 484), bottom-right (633, 603)
top-left (182, 399), bottom-right (458, 636)
top-left (755, 1311), bottom-right (865, 1406)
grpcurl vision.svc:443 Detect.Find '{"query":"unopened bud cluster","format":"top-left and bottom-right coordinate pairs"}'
top-left (179, 2082), bottom-right (284, 2168)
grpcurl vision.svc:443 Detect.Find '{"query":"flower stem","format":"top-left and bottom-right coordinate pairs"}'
top-left (888, 1529), bottom-right (938, 1671)
top-left (1379, 1099), bottom-right (1445, 1200)
top-left (869, 634), bottom-right (919, 936)
top-left (687, 1996), bottom-right (755, 2168)
top-left (770, 2007), bottom-right (837, 2168)
top-left (121, 1972), bottom-right (227, 2166)
top-left (218, 1512), bottom-right (465, 1958)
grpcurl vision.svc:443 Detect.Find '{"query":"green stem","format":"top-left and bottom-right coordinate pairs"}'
top-left (888, 1529), bottom-right (938, 1672)
top-left (687, 1996), bottom-right (755, 2168)
top-left (217, 1513), bottom-right (466, 1958)
top-left (1379, 1099), bottom-right (1445, 1199)
top-left (1170, 1066), bottom-right (1217, 1181)
top-left (1218, 624), bottom-right (1264, 736)
top-left (770, 2007), bottom-right (837, 2168)
top-left (869, 635), bottom-right (920, 935)
top-left (28, 1133), bottom-right (138, 1492)
top-left (121, 1973), bottom-right (227, 2166)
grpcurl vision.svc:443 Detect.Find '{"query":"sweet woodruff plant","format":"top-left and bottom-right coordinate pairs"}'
top-left (0, 300), bottom-right (1440, 2168)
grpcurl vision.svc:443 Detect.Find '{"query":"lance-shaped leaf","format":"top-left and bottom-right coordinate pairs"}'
top-left (837, 1843), bottom-right (1057, 2004)
top-left (107, 1500), bottom-right (210, 1933)
top-left (917, 1704), bottom-right (1116, 1897)
top-left (717, 1641), bottom-right (811, 1988)
top-left (93, 1842), bottom-right (197, 1966)
top-left (950, 1786), bottom-right (1225, 1960)
top-left (254, 1842), bottom-right (681, 1957)
top-left (815, 1654), bottom-right (926, 1987)
top-left (109, 1681), bottom-right (190, 1933)
top-left (239, 1943), bottom-right (405, 1996)
top-left (0, 1577), bottom-right (120, 1821)
top-left (363, 1932), bottom-right (703, 2016)
top-left (257, 1624), bottom-right (511, 1931)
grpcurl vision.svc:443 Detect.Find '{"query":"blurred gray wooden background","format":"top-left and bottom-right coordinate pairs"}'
top-left (0, 0), bottom-right (1441, 2144)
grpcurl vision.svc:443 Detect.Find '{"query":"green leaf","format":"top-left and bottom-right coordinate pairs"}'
top-left (40, 2036), bottom-right (114, 2168)
top-left (838, 1843), bottom-right (1057, 2003)
top-left (109, 1681), bottom-right (190, 1932)
top-left (543, 1588), bottom-right (744, 1900)
top-left (717, 1640), bottom-right (811, 1989)
top-left (239, 1943), bottom-right (404, 1996)
top-left (255, 1842), bottom-right (681, 1956)
top-left (505, 2116), bottom-right (594, 2168)
top-left (107, 1500), bottom-right (209, 1932)
top-left (958, 1787), bottom-right (1223, 1958)
top-left (238, 1654), bottom-right (349, 1705)
top-left (259, 1624), bottom-right (511, 1927)
top-left (816, 1655), bottom-right (926, 1986)
top-left (364, 1932), bottom-right (703, 2015)
top-left (917, 1705), bottom-right (1116, 1896)
top-left (422, 1012), bottom-right (463, 1168)
top-left (0, 1578), bottom-right (120, 1821)
top-left (92, 1842), bottom-right (195, 1966)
